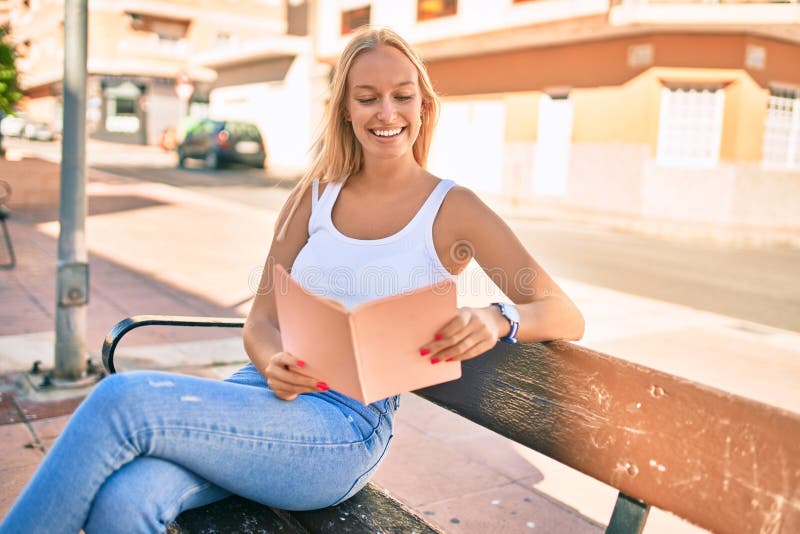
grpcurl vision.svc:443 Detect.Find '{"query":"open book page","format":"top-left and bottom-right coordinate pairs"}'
top-left (350, 279), bottom-right (461, 403)
top-left (273, 265), bottom-right (362, 399)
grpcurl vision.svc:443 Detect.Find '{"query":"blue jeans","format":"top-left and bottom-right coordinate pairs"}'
top-left (0, 363), bottom-right (399, 534)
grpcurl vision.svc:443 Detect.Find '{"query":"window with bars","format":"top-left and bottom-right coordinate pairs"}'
top-left (341, 6), bottom-right (370, 35)
top-left (763, 87), bottom-right (800, 171)
top-left (656, 86), bottom-right (725, 168)
top-left (417, 0), bottom-right (457, 21)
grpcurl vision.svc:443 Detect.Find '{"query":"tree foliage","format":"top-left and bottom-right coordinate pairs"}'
top-left (0, 27), bottom-right (22, 116)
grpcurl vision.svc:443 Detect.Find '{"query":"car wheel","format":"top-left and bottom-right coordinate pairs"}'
top-left (204, 150), bottom-right (219, 170)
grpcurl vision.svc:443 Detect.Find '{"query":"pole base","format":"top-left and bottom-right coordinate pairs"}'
top-left (17, 358), bottom-right (104, 401)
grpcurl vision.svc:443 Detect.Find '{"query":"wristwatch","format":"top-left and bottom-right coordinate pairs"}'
top-left (491, 302), bottom-right (520, 344)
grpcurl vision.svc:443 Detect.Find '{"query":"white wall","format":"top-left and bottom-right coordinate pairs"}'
top-left (428, 99), bottom-right (506, 195)
top-left (208, 53), bottom-right (321, 175)
top-left (146, 83), bottom-right (181, 146)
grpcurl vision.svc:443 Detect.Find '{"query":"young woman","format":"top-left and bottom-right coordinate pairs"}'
top-left (1, 27), bottom-right (583, 533)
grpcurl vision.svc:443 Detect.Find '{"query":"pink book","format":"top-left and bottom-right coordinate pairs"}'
top-left (273, 264), bottom-right (461, 405)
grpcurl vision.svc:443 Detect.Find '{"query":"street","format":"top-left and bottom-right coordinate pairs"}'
top-left (6, 137), bottom-right (800, 332)
top-left (510, 219), bottom-right (800, 333)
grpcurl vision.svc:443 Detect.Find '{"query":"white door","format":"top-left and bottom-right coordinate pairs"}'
top-left (428, 100), bottom-right (505, 194)
top-left (532, 95), bottom-right (573, 197)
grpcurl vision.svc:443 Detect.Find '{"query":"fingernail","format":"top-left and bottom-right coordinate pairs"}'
top-left (430, 358), bottom-right (440, 364)
top-left (435, 333), bottom-right (443, 341)
top-left (316, 381), bottom-right (328, 391)
top-left (445, 358), bottom-right (454, 362)
top-left (296, 360), bottom-right (305, 368)
top-left (420, 348), bottom-right (430, 356)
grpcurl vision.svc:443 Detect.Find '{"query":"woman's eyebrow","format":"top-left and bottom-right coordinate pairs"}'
top-left (353, 81), bottom-right (416, 90)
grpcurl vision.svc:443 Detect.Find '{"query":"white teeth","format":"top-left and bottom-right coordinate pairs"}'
top-left (372, 127), bottom-right (403, 137)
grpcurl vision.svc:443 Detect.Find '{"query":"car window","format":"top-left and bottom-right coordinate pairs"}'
top-left (227, 122), bottom-right (241, 138)
top-left (185, 122), bottom-right (202, 136)
top-left (246, 124), bottom-right (261, 141)
top-left (203, 121), bottom-right (221, 135)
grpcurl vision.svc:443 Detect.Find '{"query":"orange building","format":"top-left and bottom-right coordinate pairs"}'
top-left (316, 0), bottom-right (800, 242)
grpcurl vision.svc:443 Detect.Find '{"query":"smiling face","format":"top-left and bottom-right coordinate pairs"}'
top-left (345, 45), bottom-right (423, 164)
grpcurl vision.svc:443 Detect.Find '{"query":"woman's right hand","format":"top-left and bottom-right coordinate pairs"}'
top-left (264, 351), bottom-right (329, 401)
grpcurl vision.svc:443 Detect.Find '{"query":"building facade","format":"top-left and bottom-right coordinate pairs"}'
top-left (193, 0), bottom-right (325, 176)
top-left (4, 0), bottom-right (321, 173)
top-left (316, 0), bottom-right (800, 240)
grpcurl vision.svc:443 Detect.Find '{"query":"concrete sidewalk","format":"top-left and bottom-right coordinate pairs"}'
top-left (1, 156), bottom-right (798, 532)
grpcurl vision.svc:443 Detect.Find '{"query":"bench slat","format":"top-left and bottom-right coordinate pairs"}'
top-left (167, 495), bottom-right (307, 533)
top-left (291, 483), bottom-right (444, 533)
top-left (167, 483), bottom-right (442, 534)
top-left (416, 341), bottom-right (800, 534)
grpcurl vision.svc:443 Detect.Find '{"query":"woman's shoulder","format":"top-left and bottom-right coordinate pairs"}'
top-left (439, 180), bottom-right (486, 217)
top-left (436, 179), bottom-right (502, 235)
top-left (429, 179), bottom-right (495, 273)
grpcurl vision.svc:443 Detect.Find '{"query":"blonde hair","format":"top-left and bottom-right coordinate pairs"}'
top-left (275, 26), bottom-right (440, 240)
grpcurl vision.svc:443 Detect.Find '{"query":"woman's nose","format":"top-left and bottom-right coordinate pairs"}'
top-left (377, 98), bottom-right (396, 122)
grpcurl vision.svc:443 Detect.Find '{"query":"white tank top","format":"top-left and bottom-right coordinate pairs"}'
top-left (290, 178), bottom-right (458, 309)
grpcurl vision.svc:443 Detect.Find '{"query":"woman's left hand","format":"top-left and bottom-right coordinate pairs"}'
top-left (419, 306), bottom-right (506, 364)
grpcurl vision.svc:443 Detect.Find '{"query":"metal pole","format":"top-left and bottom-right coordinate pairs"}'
top-left (54, 0), bottom-right (89, 379)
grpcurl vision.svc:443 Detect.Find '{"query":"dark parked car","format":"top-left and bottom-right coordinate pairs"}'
top-left (177, 119), bottom-right (266, 169)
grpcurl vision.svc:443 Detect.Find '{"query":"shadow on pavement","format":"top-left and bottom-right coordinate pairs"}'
top-left (93, 164), bottom-right (299, 190)
top-left (9, 194), bottom-right (171, 224)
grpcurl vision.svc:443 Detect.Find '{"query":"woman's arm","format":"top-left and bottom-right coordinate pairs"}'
top-left (244, 183), bottom-right (329, 399)
top-left (422, 186), bottom-right (584, 362)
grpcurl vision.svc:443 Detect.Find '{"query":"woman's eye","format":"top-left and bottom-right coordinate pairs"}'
top-left (356, 97), bottom-right (376, 104)
top-left (395, 95), bottom-right (413, 102)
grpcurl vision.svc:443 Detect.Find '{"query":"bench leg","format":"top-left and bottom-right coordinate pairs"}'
top-left (0, 217), bottom-right (15, 270)
top-left (606, 492), bottom-right (649, 534)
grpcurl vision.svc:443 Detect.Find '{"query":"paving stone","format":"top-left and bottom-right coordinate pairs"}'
top-left (0, 424), bottom-right (43, 470)
top-left (371, 422), bottom-right (511, 508)
top-left (0, 464), bottom-right (39, 518)
top-left (398, 394), bottom-right (497, 443)
top-left (29, 415), bottom-right (71, 452)
top-left (452, 434), bottom-right (544, 483)
top-left (0, 373), bottom-right (20, 387)
top-left (418, 480), bottom-right (603, 534)
top-left (0, 391), bottom-right (23, 425)
top-left (14, 396), bottom-right (85, 422)
top-left (395, 395), bottom-right (544, 483)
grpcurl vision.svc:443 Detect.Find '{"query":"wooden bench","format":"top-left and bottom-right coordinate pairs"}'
top-left (103, 315), bottom-right (800, 533)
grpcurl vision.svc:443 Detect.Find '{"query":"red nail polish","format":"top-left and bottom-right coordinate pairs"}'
top-left (430, 358), bottom-right (440, 364)
top-left (435, 333), bottom-right (443, 341)
top-left (420, 348), bottom-right (430, 356)
top-left (445, 358), bottom-right (454, 362)
top-left (316, 381), bottom-right (328, 391)
top-left (296, 360), bottom-right (305, 368)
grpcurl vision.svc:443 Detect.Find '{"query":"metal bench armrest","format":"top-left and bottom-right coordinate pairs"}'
top-left (102, 315), bottom-right (245, 374)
